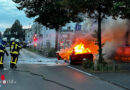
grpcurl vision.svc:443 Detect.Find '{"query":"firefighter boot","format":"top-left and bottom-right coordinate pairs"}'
top-left (0, 64), bottom-right (3, 69)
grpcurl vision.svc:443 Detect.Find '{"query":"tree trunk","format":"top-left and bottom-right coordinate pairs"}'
top-left (98, 7), bottom-right (103, 63)
top-left (55, 30), bottom-right (59, 51)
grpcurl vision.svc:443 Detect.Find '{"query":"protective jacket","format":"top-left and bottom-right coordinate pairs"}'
top-left (10, 42), bottom-right (22, 65)
top-left (0, 41), bottom-right (8, 65)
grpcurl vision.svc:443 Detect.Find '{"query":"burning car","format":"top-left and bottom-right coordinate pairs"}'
top-left (114, 46), bottom-right (130, 62)
top-left (57, 43), bottom-right (94, 64)
top-left (69, 44), bottom-right (93, 64)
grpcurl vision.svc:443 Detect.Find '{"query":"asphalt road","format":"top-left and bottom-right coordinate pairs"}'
top-left (0, 49), bottom-right (125, 90)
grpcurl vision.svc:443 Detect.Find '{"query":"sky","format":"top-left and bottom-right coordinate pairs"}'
top-left (0, 0), bottom-right (34, 33)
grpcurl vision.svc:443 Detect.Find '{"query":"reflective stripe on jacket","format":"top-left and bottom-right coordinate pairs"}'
top-left (0, 50), bottom-right (4, 53)
top-left (10, 51), bottom-right (18, 54)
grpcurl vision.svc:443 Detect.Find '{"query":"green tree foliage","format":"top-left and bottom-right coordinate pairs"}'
top-left (4, 20), bottom-right (24, 41)
top-left (0, 32), bottom-right (2, 38)
top-left (11, 19), bottom-right (23, 40)
top-left (112, 0), bottom-right (130, 19)
top-left (3, 28), bottom-right (11, 41)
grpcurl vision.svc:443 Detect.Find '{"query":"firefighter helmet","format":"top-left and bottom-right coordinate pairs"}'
top-left (2, 37), bottom-right (7, 41)
top-left (15, 39), bottom-right (20, 42)
top-left (10, 37), bottom-right (15, 41)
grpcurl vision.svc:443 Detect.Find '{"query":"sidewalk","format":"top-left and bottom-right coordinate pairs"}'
top-left (91, 63), bottom-right (130, 90)
top-left (71, 63), bottom-right (130, 90)
top-left (91, 72), bottom-right (130, 89)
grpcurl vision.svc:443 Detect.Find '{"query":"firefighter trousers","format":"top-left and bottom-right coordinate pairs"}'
top-left (0, 53), bottom-right (4, 69)
top-left (10, 54), bottom-right (18, 68)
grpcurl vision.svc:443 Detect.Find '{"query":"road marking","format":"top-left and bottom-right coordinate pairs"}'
top-left (67, 66), bottom-right (94, 77)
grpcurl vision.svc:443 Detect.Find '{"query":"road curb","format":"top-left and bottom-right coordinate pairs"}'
top-left (67, 66), bottom-right (94, 77)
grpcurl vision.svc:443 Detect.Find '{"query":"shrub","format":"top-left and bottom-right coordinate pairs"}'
top-left (82, 59), bottom-right (120, 72)
top-left (82, 60), bottom-right (94, 69)
top-left (97, 63), bottom-right (120, 72)
top-left (47, 48), bottom-right (56, 57)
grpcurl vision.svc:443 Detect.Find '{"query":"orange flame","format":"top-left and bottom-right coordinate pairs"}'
top-left (74, 43), bottom-right (91, 54)
top-left (58, 37), bottom-right (98, 60)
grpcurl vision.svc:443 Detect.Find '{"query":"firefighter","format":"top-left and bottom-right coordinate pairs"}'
top-left (10, 37), bottom-right (15, 51)
top-left (10, 37), bottom-right (15, 69)
top-left (15, 39), bottom-right (21, 55)
top-left (0, 38), bottom-right (9, 69)
top-left (10, 39), bottom-right (22, 69)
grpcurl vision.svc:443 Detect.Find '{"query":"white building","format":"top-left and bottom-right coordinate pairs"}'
top-left (25, 22), bottom-right (56, 49)
top-left (39, 26), bottom-right (56, 49)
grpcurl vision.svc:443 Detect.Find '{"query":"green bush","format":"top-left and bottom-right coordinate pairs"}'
top-left (82, 60), bottom-right (94, 69)
top-left (47, 48), bottom-right (56, 57)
